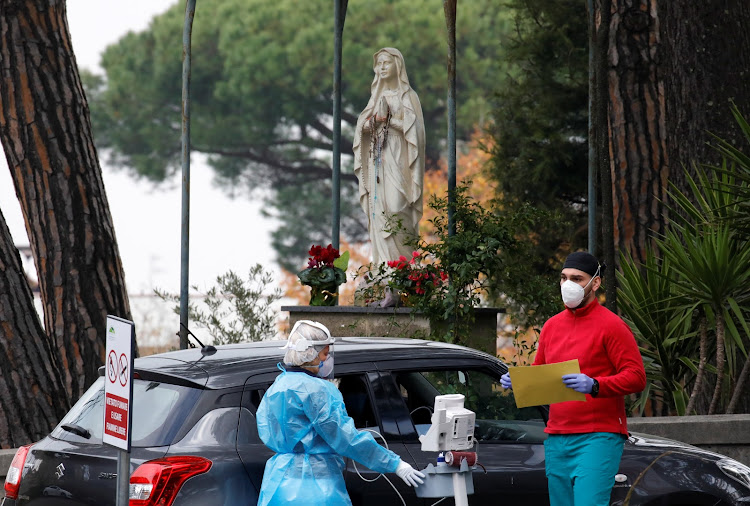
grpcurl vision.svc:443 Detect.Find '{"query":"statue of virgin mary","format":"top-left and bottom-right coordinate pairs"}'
top-left (353, 48), bottom-right (425, 266)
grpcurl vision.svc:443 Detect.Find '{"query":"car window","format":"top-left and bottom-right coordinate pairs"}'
top-left (245, 375), bottom-right (378, 431)
top-left (337, 375), bottom-right (378, 429)
top-left (392, 369), bottom-right (547, 444)
top-left (51, 377), bottom-right (201, 447)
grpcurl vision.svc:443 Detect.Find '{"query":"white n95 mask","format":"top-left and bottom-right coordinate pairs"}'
top-left (561, 280), bottom-right (586, 308)
top-left (560, 267), bottom-right (599, 309)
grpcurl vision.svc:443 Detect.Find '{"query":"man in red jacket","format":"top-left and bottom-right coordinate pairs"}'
top-left (501, 251), bottom-right (646, 506)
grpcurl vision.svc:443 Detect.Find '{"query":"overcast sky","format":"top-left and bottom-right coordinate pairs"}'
top-left (0, 0), bottom-right (278, 297)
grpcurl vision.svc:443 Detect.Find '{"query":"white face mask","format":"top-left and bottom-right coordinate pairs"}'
top-left (317, 356), bottom-right (334, 378)
top-left (560, 267), bottom-right (600, 308)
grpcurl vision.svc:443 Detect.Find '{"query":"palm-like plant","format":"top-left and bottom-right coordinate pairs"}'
top-left (710, 104), bottom-right (750, 239)
top-left (660, 122), bottom-right (750, 414)
top-left (709, 104), bottom-right (750, 412)
top-left (618, 249), bottom-right (696, 415)
top-left (656, 223), bottom-right (750, 414)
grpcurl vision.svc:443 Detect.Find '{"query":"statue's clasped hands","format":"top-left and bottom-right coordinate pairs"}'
top-left (363, 115), bottom-right (402, 132)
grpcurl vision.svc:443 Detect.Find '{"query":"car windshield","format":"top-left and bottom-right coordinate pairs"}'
top-left (51, 377), bottom-right (201, 447)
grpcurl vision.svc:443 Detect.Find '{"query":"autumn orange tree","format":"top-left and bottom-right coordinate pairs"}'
top-left (420, 128), bottom-right (497, 240)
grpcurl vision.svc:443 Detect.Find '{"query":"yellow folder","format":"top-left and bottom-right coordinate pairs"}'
top-left (508, 359), bottom-right (587, 408)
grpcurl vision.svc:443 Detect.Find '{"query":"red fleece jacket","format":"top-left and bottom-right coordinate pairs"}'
top-left (533, 299), bottom-right (646, 435)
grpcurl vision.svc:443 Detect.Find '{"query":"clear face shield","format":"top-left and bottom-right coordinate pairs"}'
top-left (282, 320), bottom-right (336, 379)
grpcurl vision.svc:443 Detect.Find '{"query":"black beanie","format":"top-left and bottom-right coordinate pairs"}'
top-left (563, 252), bottom-right (601, 277)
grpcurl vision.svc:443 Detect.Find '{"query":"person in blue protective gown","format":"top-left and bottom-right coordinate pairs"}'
top-left (256, 320), bottom-right (424, 506)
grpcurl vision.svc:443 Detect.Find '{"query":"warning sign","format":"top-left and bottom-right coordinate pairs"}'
top-left (104, 392), bottom-right (129, 440)
top-left (103, 315), bottom-right (135, 451)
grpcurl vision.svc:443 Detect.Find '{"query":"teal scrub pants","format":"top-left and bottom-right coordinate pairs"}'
top-left (544, 433), bottom-right (625, 506)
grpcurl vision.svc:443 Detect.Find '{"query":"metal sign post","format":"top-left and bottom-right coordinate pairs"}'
top-left (103, 315), bottom-right (136, 506)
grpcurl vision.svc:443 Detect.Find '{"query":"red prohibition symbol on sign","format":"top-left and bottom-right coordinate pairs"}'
top-left (119, 354), bottom-right (129, 387)
top-left (107, 351), bottom-right (118, 383)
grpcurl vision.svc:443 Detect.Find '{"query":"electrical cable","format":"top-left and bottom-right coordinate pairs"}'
top-left (430, 498), bottom-right (447, 506)
top-left (352, 428), bottom-right (407, 506)
top-left (471, 435), bottom-right (487, 473)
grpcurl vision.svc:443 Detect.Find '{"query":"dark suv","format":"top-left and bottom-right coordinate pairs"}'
top-left (3, 337), bottom-right (750, 505)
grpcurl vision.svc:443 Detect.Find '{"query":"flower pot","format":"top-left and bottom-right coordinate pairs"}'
top-left (297, 265), bottom-right (346, 306)
top-left (308, 283), bottom-right (339, 306)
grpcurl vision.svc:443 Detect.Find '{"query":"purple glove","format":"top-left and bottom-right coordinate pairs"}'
top-left (500, 372), bottom-right (512, 390)
top-left (562, 373), bottom-right (594, 394)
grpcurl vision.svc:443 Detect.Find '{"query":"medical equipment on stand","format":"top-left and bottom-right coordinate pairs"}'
top-left (415, 394), bottom-right (477, 506)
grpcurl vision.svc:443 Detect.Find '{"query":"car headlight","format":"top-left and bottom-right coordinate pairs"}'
top-left (717, 458), bottom-right (750, 489)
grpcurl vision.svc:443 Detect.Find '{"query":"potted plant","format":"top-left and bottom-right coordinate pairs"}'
top-left (297, 244), bottom-right (349, 306)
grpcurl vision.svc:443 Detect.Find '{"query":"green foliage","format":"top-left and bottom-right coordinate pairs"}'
top-left (487, 200), bottom-right (567, 333)
top-left (382, 184), bottom-right (563, 347)
top-left (333, 250), bottom-right (349, 272)
top-left (617, 249), bottom-right (697, 415)
top-left (297, 266), bottom-right (346, 288)
top-left (156, 265), bottom-right (282, 344)
top-left (664, 171), bottom-right (750, 414)
top-left (489, 0), bottom-right (588, 212)
top-left (486, 0), bottom-right (588, 292)
top-left (709, 102), bottom-right (750, 239)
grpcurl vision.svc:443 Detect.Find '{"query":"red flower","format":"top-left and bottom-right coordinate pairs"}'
top-left (379, 251), bottom-right (447, 299)
top-left (306, 243), bottom-right (340, 269)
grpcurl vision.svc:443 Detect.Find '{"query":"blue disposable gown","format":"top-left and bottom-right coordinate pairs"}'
top-left (256, 367), bottom-right (400, 506)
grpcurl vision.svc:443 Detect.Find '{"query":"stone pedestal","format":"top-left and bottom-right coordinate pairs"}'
top-left (281, 306), bottom-right (503, 355)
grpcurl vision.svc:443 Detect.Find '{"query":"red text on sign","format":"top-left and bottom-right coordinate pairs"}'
top-left (104, 392), bottom-right (129, 440)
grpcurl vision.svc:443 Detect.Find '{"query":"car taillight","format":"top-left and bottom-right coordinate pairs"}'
top-left (129, 456), bottom-right (212, 506)
top-left (4, 444), bottom-right (32, 500)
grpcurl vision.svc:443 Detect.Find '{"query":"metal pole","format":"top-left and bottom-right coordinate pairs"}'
top-left (444, 0), bottom-right (457, 237)
top-left (596, 0), bottom-right (616, 310)
top-left (115, 451), bottom-right (130, 506)
top-left (587, 0), bottom-right (597, 255)
top-left (179, 0), bottom-right (196, 350)
top-left (331, 0), bottom-right (348, 251)
top-left (452, 471), bottom-right (469, 506)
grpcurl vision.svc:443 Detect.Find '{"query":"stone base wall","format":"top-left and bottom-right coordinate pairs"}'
top-left (627, 414), bottom-right (750, 465)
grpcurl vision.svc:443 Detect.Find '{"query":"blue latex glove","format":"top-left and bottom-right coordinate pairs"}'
top-left (500, 372), bottom-right (512, 390)
top-left (562, 373), bottom-right (594, 394)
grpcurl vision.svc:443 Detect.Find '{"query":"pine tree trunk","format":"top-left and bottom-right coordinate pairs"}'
top-left (661, 0), bottom-right (750, 186)
top-left (0, 0), bottom-right (132, 401)
top-left (607, 0), bottom-right (668, 266)
top-left (0, 211), bottom-right (71, 447)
